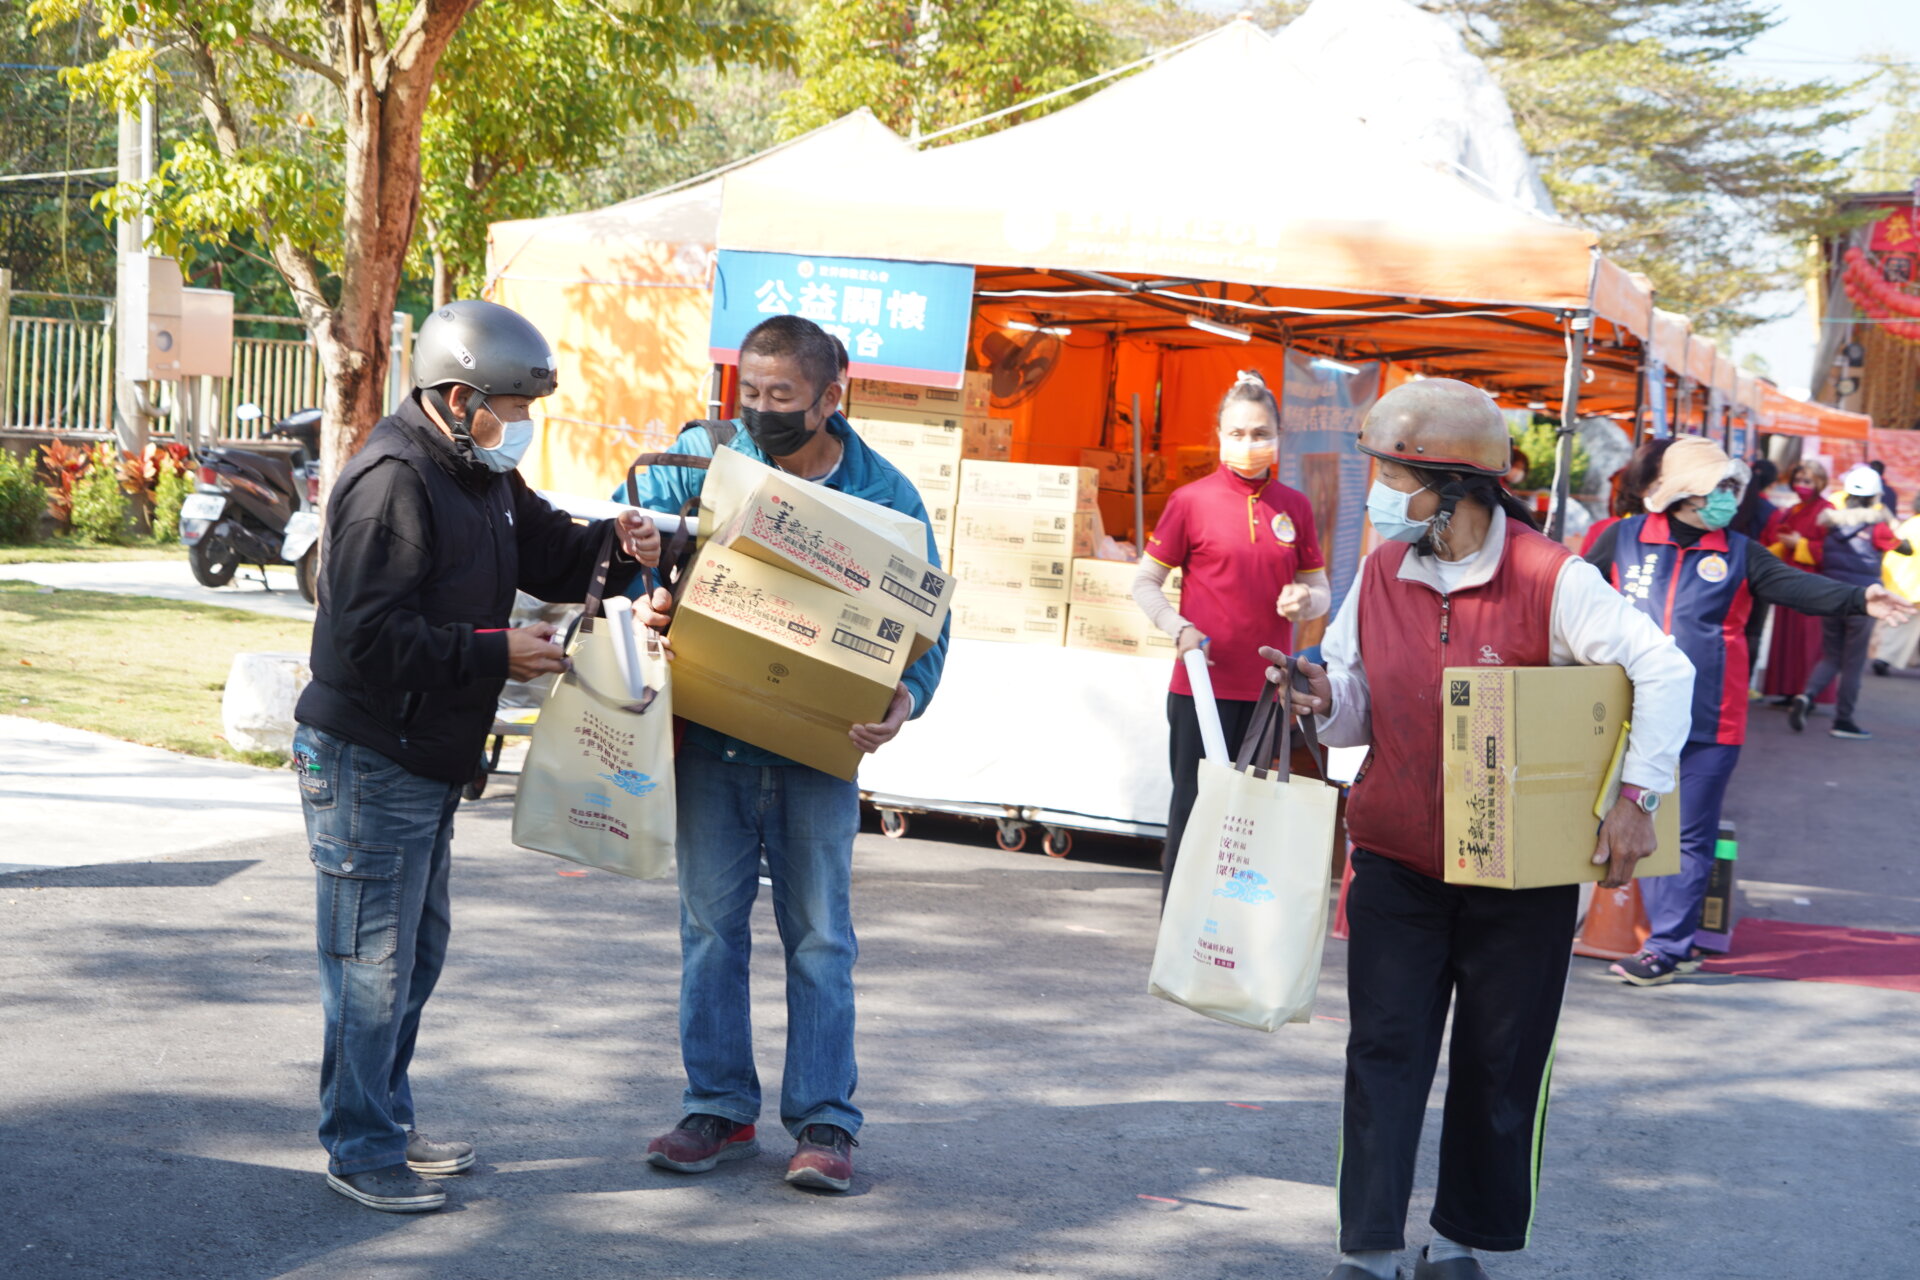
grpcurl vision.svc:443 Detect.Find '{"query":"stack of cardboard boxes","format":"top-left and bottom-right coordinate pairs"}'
top-left (1064, 558), bottom-right (1182, 657)
top-left (846, 373), bottom-right (1014, 564)
top-left (666, 449), bottom-right (952, 781)
top-left (947, 460), bottom-right (1102, 645)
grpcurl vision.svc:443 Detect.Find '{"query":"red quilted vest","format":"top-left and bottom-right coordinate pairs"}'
top-left (1345, 523), bottom-right (1572, 879)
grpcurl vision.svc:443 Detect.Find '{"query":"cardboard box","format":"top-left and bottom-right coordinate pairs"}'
top-left (1171, 445), bottom-right (1218, 488)
top-left (1079, 448), bottom-right (1168, 493)
top-left (1070, 557), bottom-right (1179, 609)
top-left (1095, 488), bottom-right (1172, 548)
top-left (965, 417), bottom-right (1013, 461)
top-left (703, 450), bottom-right (950, 663)
top-left (957, 461), bottom-right (1098, 514)
top-left (1442, 664), bottom-right (1681, 889)
top-left (950, 595), bottom-right (1068, 645)
top-left (667, 545), bottom-right (914, 781)
top-left (949, 548), bottom-right (1071, 600)
top-left (1065, 603), bottom-right (1175, 658)
top-left (850, 371), bottom-right (993, 416)
top-left (853, 412), bottom-right (1011, 463)
top-left (954, 507), bottom-right (1102, 558)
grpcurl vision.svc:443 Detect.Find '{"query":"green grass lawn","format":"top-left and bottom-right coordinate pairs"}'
top-left (0, 539), bottom-right (187, 565)
top-left (0, 580), bottom-right (312, 764)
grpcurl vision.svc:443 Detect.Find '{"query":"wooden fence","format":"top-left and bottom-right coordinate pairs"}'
top-left (1, 291), bottom-right (407, 443)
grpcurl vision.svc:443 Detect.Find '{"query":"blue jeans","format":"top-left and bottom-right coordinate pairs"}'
top-left (675, 741), bottom-right (862, 1138)
top-left (1641, 741), bottom-right (1742, 961)
top-left (292, 725), bottom-right (461, 1176)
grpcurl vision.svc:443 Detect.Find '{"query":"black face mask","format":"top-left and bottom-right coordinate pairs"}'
top-left (741, 388), bottom-right (825, 458)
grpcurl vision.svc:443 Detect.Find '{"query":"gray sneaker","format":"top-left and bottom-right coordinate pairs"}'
top-left (326, 1164), bottom-right (448, 1213)
top-left (406, 1130), bottom-right (476, 1174)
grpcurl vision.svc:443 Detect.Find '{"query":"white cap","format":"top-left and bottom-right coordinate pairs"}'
top-left (1842, 465), bottom-right (1883, 498)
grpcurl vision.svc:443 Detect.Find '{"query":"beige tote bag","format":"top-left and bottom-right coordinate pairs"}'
top-left (1149, 667), bottom-right (1340, 1031)
top-left (511, 545), bottom-right (675, 879)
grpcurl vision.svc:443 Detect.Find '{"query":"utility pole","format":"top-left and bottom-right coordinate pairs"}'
top-left (112, 34), bottom-right (161, 454)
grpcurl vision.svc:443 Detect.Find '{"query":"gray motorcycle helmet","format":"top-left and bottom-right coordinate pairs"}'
top-left (412, 299), bottom-right (558, 400)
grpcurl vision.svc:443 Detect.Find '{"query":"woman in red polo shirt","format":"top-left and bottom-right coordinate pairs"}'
top-left (1132, 369), bottom-right (1329, 899)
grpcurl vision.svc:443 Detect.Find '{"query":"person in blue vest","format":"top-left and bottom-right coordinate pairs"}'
top-left (1787, 465), bottom-right (1909, 740)
top-left (620, 314), bottom-right (949, 1193)
top-left (1584, 437), bottom-right (1914, 986)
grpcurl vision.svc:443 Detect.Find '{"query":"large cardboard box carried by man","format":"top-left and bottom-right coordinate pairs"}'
top-left (667, 544), bottom-right (916, 781)
top-left (1442, 664), bottom-right (1681, 889)
top-left (701, 448), bottom-right (950, 663)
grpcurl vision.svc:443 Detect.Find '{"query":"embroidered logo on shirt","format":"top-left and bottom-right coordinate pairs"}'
top-left (1271, 512), bottom-right (1296, 544)
top-left (1697, 554), bottom-right (1729, 584)
top-left (1478, 644), bottom-right (1503, 665)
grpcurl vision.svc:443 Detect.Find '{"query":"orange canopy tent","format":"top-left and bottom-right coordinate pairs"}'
top-left (484, 112), bottom-right (912, 495)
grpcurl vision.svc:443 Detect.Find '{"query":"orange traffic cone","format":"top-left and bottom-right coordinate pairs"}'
top-left (1331, 855), bottom-right (1356, 941)
top-left (1573, 880), bottom-right (1652, 960)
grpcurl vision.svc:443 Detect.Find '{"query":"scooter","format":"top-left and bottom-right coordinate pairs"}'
top-left (179, 403), bottom-right (323, 603)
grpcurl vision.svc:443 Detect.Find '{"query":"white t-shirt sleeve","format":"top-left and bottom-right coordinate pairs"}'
top-left (1314, 557), bottom-right (1372, 747)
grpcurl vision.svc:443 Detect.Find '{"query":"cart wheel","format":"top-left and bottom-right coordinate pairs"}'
top-left (1043, 828), bottom-right (1074, 859)
top-left (462, 765), bottom-right (489, 801)
top-left (879, 809), bottom-right (909, 839)
top-left (994, 823), bottom-right (1029, 853)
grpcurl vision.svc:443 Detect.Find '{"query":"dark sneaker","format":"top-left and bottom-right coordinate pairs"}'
top-left (646, 1114), bottom-right (759, 1173)
top-left (1412, 1249), bottom-right (1491, 1279)
top-left (1831, 719), bottom-right (1873, 739)
top-left (785, 1123), bottom-right (857, 1192)
top-left (1872, 658), bottom-right (1891, 677)
top-left (1786, 694), bottom-right (1811, 733)
top-left (405, 1130), bottom-right (475, 1175)
top-left (326, 1165), bottom-right (447, 1213)
top-left (1610, 948), bottom-right (1680, 987)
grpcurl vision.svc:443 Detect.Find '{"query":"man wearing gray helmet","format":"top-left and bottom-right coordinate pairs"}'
top-left (292, 299), bottom-right (661, 1213)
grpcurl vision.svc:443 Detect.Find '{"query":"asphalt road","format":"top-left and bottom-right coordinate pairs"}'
top-left (2, 673), bottom-right (1917, 1279)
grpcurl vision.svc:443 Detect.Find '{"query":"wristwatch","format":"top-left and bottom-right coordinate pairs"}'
top-left (1618, 784), bottom-right (1661, 815)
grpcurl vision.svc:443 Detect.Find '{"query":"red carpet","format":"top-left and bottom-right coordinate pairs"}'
top-left (1703, 919), bottom-right (1920, 992)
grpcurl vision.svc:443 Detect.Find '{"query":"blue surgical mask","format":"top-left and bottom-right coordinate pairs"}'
top-left (473, 418), bottom-right (535, 473)
top-left (1698, 489), bottom-right (1738, 530)
top-left (1367, 479), bottom-right (1433, 543)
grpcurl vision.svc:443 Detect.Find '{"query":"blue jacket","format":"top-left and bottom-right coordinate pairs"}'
top-left (1607, 513), bottom-right (1752, 746)
top-left (619, 413), bottom-right (950, 770)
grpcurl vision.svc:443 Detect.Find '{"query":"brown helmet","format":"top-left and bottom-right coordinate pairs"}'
top-left (1356, 378), bottom-right (1509, 475)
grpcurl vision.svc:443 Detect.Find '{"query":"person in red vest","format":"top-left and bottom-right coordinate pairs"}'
top-left (1584, 439), bottom-right (1913, 986)
top-left (1263, 380), bottom-right (1695, 1280)
top-left (1134, 369), bottom-right (1328, 901)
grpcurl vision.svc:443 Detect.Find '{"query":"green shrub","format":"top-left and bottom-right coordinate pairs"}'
top-left (151, 466), bottom-right (194, 545)
top-left (1511, 417), bottom-right (1591, 494)
top-left (69, 446), bottom-right (131, 544)
top-left (0, 448), bottom-right (43, 543)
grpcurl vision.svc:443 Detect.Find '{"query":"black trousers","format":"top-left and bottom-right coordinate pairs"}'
top-left (1162, 691), bottom-right (1262, 902)
top-left (1339, 849), bottom-right (1579, 1253)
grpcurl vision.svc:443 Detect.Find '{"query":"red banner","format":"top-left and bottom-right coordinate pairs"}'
top-left (1870, 206), bottom-right (1920, 254)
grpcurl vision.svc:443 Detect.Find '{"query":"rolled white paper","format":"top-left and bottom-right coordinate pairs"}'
top-left (1183, 647), bottom-right (1231, 765)
top-left (601, 596), bottom-right (647, 700)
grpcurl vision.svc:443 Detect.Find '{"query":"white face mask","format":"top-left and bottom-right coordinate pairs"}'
top-left (473, 418), bottom-right (535, 473)
top-left (1366, 479), bottom-right (1433, 543)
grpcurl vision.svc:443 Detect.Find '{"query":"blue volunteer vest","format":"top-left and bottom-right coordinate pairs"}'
top-left (1821, 517), bottom-right (1883, 587)
top-left (1609, 514), bottom-right (1753, 745)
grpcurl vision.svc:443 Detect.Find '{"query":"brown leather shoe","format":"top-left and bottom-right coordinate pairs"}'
top-left (646, 1114), bottom-right (759, 1173)
top-left (784, 1123), bottom-right (857, 1192)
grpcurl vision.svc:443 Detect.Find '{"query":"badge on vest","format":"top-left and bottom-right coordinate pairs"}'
top-left (1697, 553), bottom-right (1729, 584)
top-left (1271, 512), bottom-right (1296, 544)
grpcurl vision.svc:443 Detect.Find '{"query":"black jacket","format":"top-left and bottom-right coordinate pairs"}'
top-left (296, 395), bottom-right (632, 783)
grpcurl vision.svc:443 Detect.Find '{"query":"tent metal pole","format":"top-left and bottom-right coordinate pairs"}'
top-left (708, 363), bottom-right (726, 419)
top-left (1631, 347), bottom-right (1647, 448)
top-left (1131, 391), bottom-right (1145, 554)
top-left (1547, 313), bottom-right (1590, 542)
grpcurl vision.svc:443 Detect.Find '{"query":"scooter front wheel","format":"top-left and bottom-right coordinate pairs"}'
top-left (296, 547), bottom-right (319, 604)
top-left (189, 536), bottom-right (239, 588)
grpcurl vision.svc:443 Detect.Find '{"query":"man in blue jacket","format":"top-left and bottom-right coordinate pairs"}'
top-left (625, 314), bottom-right (948, 1193)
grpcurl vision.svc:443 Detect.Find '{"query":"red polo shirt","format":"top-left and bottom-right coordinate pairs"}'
top-left (1146, 467), bottom-right (1324, 701)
